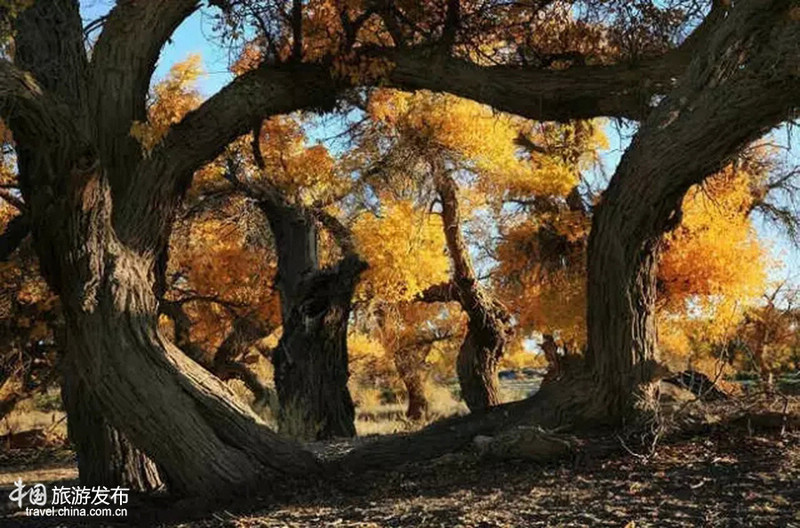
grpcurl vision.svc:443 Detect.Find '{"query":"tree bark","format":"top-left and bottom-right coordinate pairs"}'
top-left (3, 0), bottom-right (798, 493)
top-left (61, 356), bottom-right (162, 492)
top-left (45, 175), bottom-right (319, 496)
top-left (272, 254), bottom-right (364, 440)
top-left (262, 200), bottom-right (319, 324)
top-left (433, 168), bottom-right (511, 411)
top-left (586, 0), bottom-right (800, 419)
top-left (225, 182), bottom-right (362, 440)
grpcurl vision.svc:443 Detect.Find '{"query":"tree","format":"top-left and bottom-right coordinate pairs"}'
top-left (357, 89), bottom-right (584, 410)
top-left (351, 198), bottom-right (455, 419)
top-left (1, 0), bottom-right (797, 495)
top-left (217, 115), bottom-right (366, 440)
top-left (0, 0), bottom-right (342, 495)
top-left (495, 155), bottom-right (773, 382)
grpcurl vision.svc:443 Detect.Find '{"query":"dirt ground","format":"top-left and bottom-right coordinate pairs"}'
top-left (1, 416), bottom-right (799, 528)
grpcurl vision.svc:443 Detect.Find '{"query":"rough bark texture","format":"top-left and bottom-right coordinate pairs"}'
top-left (433, 169), bottom-right (511, 411)
top-left (160, 300), bottom-right (276, 410)
top-left (61, 356), bottom-right (163, 492)
top-left (1, 0), bottom-right (797, 495)
top-left (586, 0), bottom-right (800, 418)
top-left (223, 180), bottom-right (362, 441)
top-left (263, 200), bottom-right (319, 323)
top-left (2, 0), bottom-right (334, 496)
top-left (273, 253), bottom-right (364, 440)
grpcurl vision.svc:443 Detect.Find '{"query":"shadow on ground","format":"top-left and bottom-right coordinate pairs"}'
top-left (1, 420), bottom-right (799, 527)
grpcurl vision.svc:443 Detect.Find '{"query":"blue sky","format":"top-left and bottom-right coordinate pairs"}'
top-left (78, 1), bottom-right (800, 292)
top-left (81, 1), bottom-right (233, 96)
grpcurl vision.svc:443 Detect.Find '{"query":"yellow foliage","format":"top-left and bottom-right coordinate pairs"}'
top-left (496, 164), bottom-right (769, 361)
top-left (130, 54), bottom-right (204, 152)
top-left (353, 199), bottom-right (450, 302)
top-left (660, 167), bottom-right (767, 310)
top-left (251, 117), bottom-right (347, 205)
top-left (368, 89), bottom-right (580, 198)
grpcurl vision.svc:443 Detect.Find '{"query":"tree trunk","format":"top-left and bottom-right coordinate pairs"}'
top-left (260, 199), bottom-right (360, 440)
top-left (263, 201), bottom-right (319, 322)
top-left (273, 255), bottom-right (364, 440)
top-left (585, 0), bottom-right (800, 420)
top-left (61, 356), bottom-right (162, 492)
top-left (457, 321), bottom-right (502, 410)
top-left (404, 375), bottom-right (429, 421)
top-left (12, 137), bottom-right (319, 494)
top-left (433, 168), bottom-right (511, 411)
top-left (393, 345), bottom-right (430, 421)
top-left (585, 201), bottom-right (663, 417)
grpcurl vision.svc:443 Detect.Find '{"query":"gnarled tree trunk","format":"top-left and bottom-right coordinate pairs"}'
top-left (256, 194), bottom-right (360, 440)
top-left (5, 0), bottom-right (333, 496)
top-left (586, 0), bottom-right (800, 419)
top-left (433, 168), bottom-right (511, 411)
top-left (61, 358), bottom-right (162, 492)
top-left (272, 253), bottom-right (364, 440)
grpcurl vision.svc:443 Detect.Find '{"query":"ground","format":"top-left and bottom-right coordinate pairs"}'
top-left (1, 412), bottom-right (799, 527)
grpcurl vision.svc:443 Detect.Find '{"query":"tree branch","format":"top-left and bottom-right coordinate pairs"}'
top-left (416, 281), bottom-right (459, 303)
top-left (385, 47), bottom-right (684, 121)
top-left (291, 0), bottom-right (303, 61)
top-left (382, 1), bottom-right (731, 122)
top-left (116, 62), bottom-right (341, 252)
top-left (89, 0), bottom-right (200, 194)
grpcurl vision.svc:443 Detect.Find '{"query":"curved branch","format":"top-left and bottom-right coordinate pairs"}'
top-left (416, 281), bottom-right (459, 303)
top-left (116, 62), bottom-right (341, 252)
top-left (384, 2), bottom-right (729, 122)
top-left (386, 48), bottom-right (683, 121)
top-left (89, 0), bottom-right (200, 193)
top-left (586, 0), bottom-right (800, 403)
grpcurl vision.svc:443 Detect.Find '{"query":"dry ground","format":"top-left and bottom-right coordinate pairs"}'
top-left (1, 413), bottom-right (799, 528)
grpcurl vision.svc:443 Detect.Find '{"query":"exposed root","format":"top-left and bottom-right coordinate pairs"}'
top-left (472, 427), bottom-right (574, 462)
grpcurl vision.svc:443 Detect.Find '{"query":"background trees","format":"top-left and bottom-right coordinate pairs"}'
top-left (0, 0), bottom-right (797, 499)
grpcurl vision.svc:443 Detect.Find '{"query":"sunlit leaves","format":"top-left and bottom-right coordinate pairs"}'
top-left (130, 54), bottom-right (204, 152)
top-left (353, 199), bottom-right (449, 303)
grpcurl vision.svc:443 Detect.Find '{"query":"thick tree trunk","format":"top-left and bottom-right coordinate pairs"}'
top-left (61, 357), bottom-right (162, 492)
top-left (11, 136), bottom-right (319, 494)
top-left (263, 201), bottom-right (319, 322)
top-left (457, 322), bottom-right (502, 410)
top-left (586, 201), bottom-right (663, 417)
top-left (59, 241), bottom-right (319, 496)
top-left (273, 255), bottom-right (364, 440)
top-left (260, 199), bottom-right (360, 440)
top-left (403, 374), bottom-right (429, 421)
top-left (585, 0), bottom-right (800, 419)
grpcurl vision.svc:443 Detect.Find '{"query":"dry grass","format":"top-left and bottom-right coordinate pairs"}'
top-left (0, 408), bottom-right (66, 440)
top-left (352, 380), bottom-right (469, 436)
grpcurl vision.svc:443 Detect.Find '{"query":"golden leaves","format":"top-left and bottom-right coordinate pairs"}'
top-left (130, 54), bottom-right (204, 152)
top-left (353, 199), bottom-right (449, 303)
